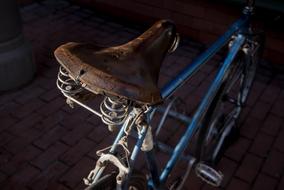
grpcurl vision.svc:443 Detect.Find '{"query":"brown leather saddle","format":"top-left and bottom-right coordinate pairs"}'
top-left (54, 20), bottom-right (177, 105)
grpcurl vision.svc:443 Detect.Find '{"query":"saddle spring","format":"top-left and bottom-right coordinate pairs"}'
top-left (100, 96), bottom-right (129, 131)
top-left (56, 66), bottom-right (83, 96)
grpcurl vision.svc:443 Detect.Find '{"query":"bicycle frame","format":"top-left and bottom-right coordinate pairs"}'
top-left (110, 9), bottom-right (252, 190)
top-left (58, 1), bottom-right (256, 189)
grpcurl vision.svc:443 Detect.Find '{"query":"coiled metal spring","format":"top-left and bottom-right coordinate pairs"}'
top-left (56, 66), bottom-right (83, 96)
top-left (100, 96), bottom-right (129, 131)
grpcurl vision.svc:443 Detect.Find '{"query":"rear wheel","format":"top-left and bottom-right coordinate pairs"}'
top-left (196, 32), bottom-right (264, 164)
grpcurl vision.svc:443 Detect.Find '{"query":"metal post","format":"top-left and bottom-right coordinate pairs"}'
top-left (0, 0), bottom-right (35, 91)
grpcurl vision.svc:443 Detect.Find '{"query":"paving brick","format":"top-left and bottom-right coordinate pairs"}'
top-left (271, 100), bottom-right (284, 118)
top-left (61, 123), bottom-right (94, 146)
top-left (87, 125), bottom-right (112, 143)
top-left (40, 88), bottom-right (61, 102)
top-left (32, 142), bottom-right (68, 170)
top-left (11, 99), bottom-right (45, 119)
top-left (29, 161), bottom-right (69, 190)
top-left (278, 176), bottom-right (284, 190)
top-left (60, 156), bottom-right (94, 189)
top-left (183, 172), bottom-right (203, 190)
top-left (217, 157), bottom-right (238, 187)
top-left (0, 171), bottom-right (6, 184)
top-left (225, 137), bottom-right (251, 162)
top-left (249, 132), bottom-right (274, 158)
top-left (0, 132), bottom-right (15, 147)
top-left (240, 116), bottom-right (262, 139)
top-left (261, 114), bottom-right (283, 136)
top-left (0, 114), bottom-right (18, 131)
top-left (252, 173), bottom-right (278, 190)
top-left (34, 111), bottom-right (68, 132)
top-left (260, 84), bottom-right (281, 104)
top-left (273, 129), bottom-right (284, 152)
top-left (2, 164), bottom-right (40, 189)
top-left (36, 96), bottom-right (65, 116)
top-left (249, 101), bottom-right (272, 121)
top-left (7, 112), bottom-right (43, 136)
top-left (262, 150), bottom-right (284, 178)
top-left (246, 81), bottom-right (266, 107)
top-left (235, 154), bottom-right (263, 183)
top-left (0, 148), bottom-right (12, 170)
top-left (0, 145), bottom-right (42, 175)
top-left (14, 87), bottom-right (45, 104)
top-left (226, 178), bottom-right (250, 190)
top-left (60, 138), bottom-right (95, 166)
top-left (34, 125), bottom-right (68, 149)
top-left (5, 128), bottom-right (42, 155)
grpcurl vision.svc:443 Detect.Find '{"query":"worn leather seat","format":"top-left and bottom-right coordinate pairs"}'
top-left (54, 20), bottom-right (177, 105)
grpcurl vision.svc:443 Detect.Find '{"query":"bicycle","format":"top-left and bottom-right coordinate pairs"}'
top-left (54, 0), bottom-right (264, 189)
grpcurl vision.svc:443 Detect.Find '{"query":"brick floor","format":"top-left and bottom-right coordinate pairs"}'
top-left (0, 0), bottom-right (284, 189)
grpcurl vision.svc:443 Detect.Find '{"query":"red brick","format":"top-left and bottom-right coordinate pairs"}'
top-left (60, 138), bottom-right (95, 166)
top-left (274, 129), bottom-right (284, 152)
top-left (261, 114), bottom-right (283, 136)
top-left (216, 157), bottom-right (238, 187)
top-left (61, 123), bottom-right (94, 146)
top-left (14, 87), bottom-right (45, 104)
top-left (34, 125), bottom-right (68, 149)
top-left (60, 156), bottom-right (94, 189)
top-left (0, 132), bottom-right (15, 147)
top-left (8, 112), bottom-right (43, 136)
top-left (252, 173), bottom-right (278, 190)
top-left (29, 162), bottom-right (68, 190)
top-left (225, 137), bottom-right (251, 162)
top-left (262, 150), bottom-right (284, 178)
top-left (0, 171), bottom-right (6, 183)
top-left (32, 142), bottom-right (68, 170)
top-left (235, 154), bottom-right (263, 183)
top-left (249, 101), bottom-right (271, 121)
top-left (0, 114), bottom-right (18, 131)
top-left (87, 125), bottom-right (111, 143)
top-left (60, 115), bottom-right (85, 131)
top-left (249, 132), bottom-right (274, 157)
top-left (2, 165), bottom-right (40, 189)
top-left (271, 100), bottom-right (284, 118)
top-left (183, 172), bottom-right (203, 190)
top-left (5, 128), bottom-right (42, 154)
top-left (278, 176), bottom-right (284, 190)
top-left (36, 96), bottom-right (65, 116)
top-left (227, 178), bottom-right (250, 190)
top-left (240, 117), bottom-right (262, 139)
top-left (246, 81), bottom-right (267, 107)
top-left (0, 148), bottom-right (12, 170)
top-left (260, 84), bottom-right (281, 104)
top-left (12, 99), bottom-right (44, 119)
top-left (40, 88), bottom-right (61, 102)
top-left (0, 145), bottom-right (42, 175)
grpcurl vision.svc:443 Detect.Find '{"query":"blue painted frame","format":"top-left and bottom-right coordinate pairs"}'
top-left (146, 16), bottom-right (250, 189)
top-left (105, 4), bottom-right (255, 190)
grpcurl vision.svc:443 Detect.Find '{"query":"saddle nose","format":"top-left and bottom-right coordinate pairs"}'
top-left (54, 19), bottom-right (177, 105)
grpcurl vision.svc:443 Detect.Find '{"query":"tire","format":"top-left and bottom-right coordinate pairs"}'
top-left (85, 170), bottom-right (147, 190)
top-left (195, 32), bottom-right (264, 164)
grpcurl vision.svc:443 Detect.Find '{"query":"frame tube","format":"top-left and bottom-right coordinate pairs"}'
top-left (161, 18), bottom-right (248, 99)
top-left (159, 34), bottom-right (246, 183)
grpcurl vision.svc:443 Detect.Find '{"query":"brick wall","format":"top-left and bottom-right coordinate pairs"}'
top-left (72, 0), bottom-right (284, 68)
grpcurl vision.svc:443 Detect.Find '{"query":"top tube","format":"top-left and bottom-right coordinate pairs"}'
top-left (160, 17), bottom-right (249, 99)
